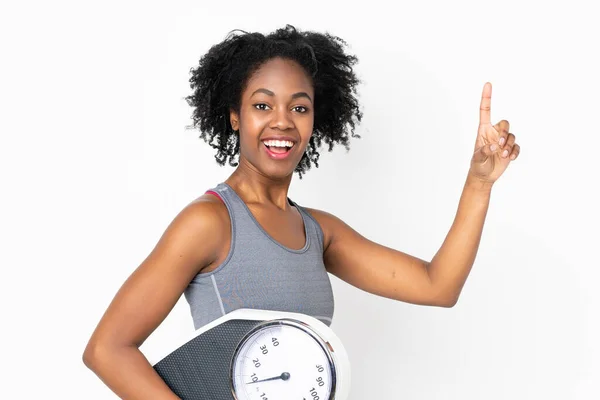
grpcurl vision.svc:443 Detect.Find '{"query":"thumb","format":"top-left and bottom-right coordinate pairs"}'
top-left (472, 143), bottom-right (497, 164)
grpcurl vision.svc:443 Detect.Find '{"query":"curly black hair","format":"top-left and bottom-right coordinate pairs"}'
top-left (185, 24), bottom-right (362, 178)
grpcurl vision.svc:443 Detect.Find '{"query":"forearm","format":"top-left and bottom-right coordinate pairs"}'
top-left (427, 175), bottom-right (493, 306)
top-left (84, 344), bottom-right (181, 400)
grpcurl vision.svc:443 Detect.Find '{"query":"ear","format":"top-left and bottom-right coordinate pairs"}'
top-left (229, 109), bottom-right (239, 131)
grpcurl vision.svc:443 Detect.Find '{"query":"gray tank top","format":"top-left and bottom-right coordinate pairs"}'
top-left (183, 182), bottom-right (335, 330)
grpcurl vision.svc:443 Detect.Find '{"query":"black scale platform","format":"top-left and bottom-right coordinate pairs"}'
top-left (153, 319), bottom-right (263, 400)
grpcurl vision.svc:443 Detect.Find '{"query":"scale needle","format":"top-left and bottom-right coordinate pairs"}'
top-left (246, 372), bottom-right (290, 384)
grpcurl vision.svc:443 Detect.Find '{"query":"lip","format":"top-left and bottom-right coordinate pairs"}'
top-left (261, 135), bottom-right (298, 161)
top-left (262, 142), bottom-right (295, 160)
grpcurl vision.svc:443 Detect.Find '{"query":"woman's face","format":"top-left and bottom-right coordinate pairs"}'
top-left (230, 57), bottom-right (314, 180)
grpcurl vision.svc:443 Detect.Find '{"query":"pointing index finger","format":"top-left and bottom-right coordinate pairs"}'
top-left (479, 82), bottom-right (492, 125)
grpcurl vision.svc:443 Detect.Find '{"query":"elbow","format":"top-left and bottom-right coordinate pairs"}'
top-left (440, 296), bottom-right (458, 308)
top-left (430, 287), bottom-right (458, 308)
top-left (442, 299), bottom-right (457, 308)
top-left (83, 338), bottom-right (139, 371)
top-left (82, 349), bottom-right (94, 370)
top-left (82, 340), bottom-right (116, 370)
top-left (82, 340), bottom-right (101, 370)
top-left (432, 293), bottom-right (458, 308)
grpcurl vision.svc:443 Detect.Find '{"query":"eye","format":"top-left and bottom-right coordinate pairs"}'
top-left (253, 103), bottom-right (271, 111)
top-left (293, 105), bottom-right (309, 113)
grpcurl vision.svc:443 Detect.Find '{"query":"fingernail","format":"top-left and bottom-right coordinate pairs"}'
top-left (502, 149), bottom-right (508, 157)
top-left (499, 137), bottom-right (505, 146)
top-left (491, 144), bottom-right (497, 151)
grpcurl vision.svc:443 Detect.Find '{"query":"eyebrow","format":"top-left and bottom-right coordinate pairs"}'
top-left (251, 88), bottom-right (313, 103)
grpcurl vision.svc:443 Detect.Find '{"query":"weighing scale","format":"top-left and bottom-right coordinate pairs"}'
top-left (149, 308), bottom-right (351, 399)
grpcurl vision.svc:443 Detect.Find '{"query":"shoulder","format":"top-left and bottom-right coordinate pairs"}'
top-left (180, 192), bottom-right (231, 242)
top-left (188, 192), bottom-right (229, 224)
top-left (159, 192), bottom-right (229, 251)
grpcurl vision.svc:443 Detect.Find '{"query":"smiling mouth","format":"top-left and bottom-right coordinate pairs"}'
top-left (262, 140), bottom-right (295, 154)
top-left (263, 144), bottom-right (294, 154)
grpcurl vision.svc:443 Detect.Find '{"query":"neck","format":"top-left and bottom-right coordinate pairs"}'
top-left (225, 164), bottom-right (294, 211)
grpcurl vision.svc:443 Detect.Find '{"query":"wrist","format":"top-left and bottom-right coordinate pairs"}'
top-left (465, 174), bottom-right (494, 193)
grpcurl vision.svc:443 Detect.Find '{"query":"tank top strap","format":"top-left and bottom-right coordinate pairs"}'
top-left (287, 198), bottom-right (325, 254)
top-left (208, 182), bottom-right (245, 212)
top-left (205, 182), bottom-right (257, 240)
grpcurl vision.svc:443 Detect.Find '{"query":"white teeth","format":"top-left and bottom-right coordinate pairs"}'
top-left (262, 140), bottom-right (294, 148)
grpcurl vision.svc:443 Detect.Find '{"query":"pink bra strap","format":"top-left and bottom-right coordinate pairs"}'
top-left (205, 190), bottom-right (224, 203)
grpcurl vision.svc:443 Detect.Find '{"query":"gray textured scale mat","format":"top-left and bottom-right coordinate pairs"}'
top-left (154, 319), bottom-right (262, 400)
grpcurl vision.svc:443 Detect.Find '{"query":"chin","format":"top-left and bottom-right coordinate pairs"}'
top-left (260, 163), bottom-right (297, 180)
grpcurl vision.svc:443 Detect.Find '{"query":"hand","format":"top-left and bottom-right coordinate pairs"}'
top-left (468, 82), bottom-right (521, 185)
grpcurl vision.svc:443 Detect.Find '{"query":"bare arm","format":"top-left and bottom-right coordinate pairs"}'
top-left (305, 208), bottom-right (443, 307)
top-left (82, 196), bottom-right (226, 399)
top-left (427, 175), bottom-right (492, 306)
top-left (305, 175), bottom-right (492, 308)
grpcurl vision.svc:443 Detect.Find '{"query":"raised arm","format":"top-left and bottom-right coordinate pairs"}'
top-left (82, 195), bottom-right (227, 399)
top-left (304, 82), bottom-right (521, 309)
top-left (305, 178), bottom-right (491, 308)
top-left (306, 207), bottom-right (449, 307)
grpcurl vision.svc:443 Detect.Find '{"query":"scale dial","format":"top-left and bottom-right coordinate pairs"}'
top-left (230, 319), bottom-right (337, 400)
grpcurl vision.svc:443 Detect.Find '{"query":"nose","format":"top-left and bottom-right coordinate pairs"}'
top-left (270, 107), bottom-right (294, 130)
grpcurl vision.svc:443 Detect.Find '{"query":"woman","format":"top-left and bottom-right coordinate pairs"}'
top-left (83, 25), bottom-right (520, 398)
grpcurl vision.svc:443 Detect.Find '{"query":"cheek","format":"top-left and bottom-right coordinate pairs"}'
top-left (240, 109), bottom-right (268, 136)
top-left (299, 115), bottom-right (314, 140)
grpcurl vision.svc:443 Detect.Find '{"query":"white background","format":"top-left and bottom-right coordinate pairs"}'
top-left (1, 0), bottom-right (598, 398)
